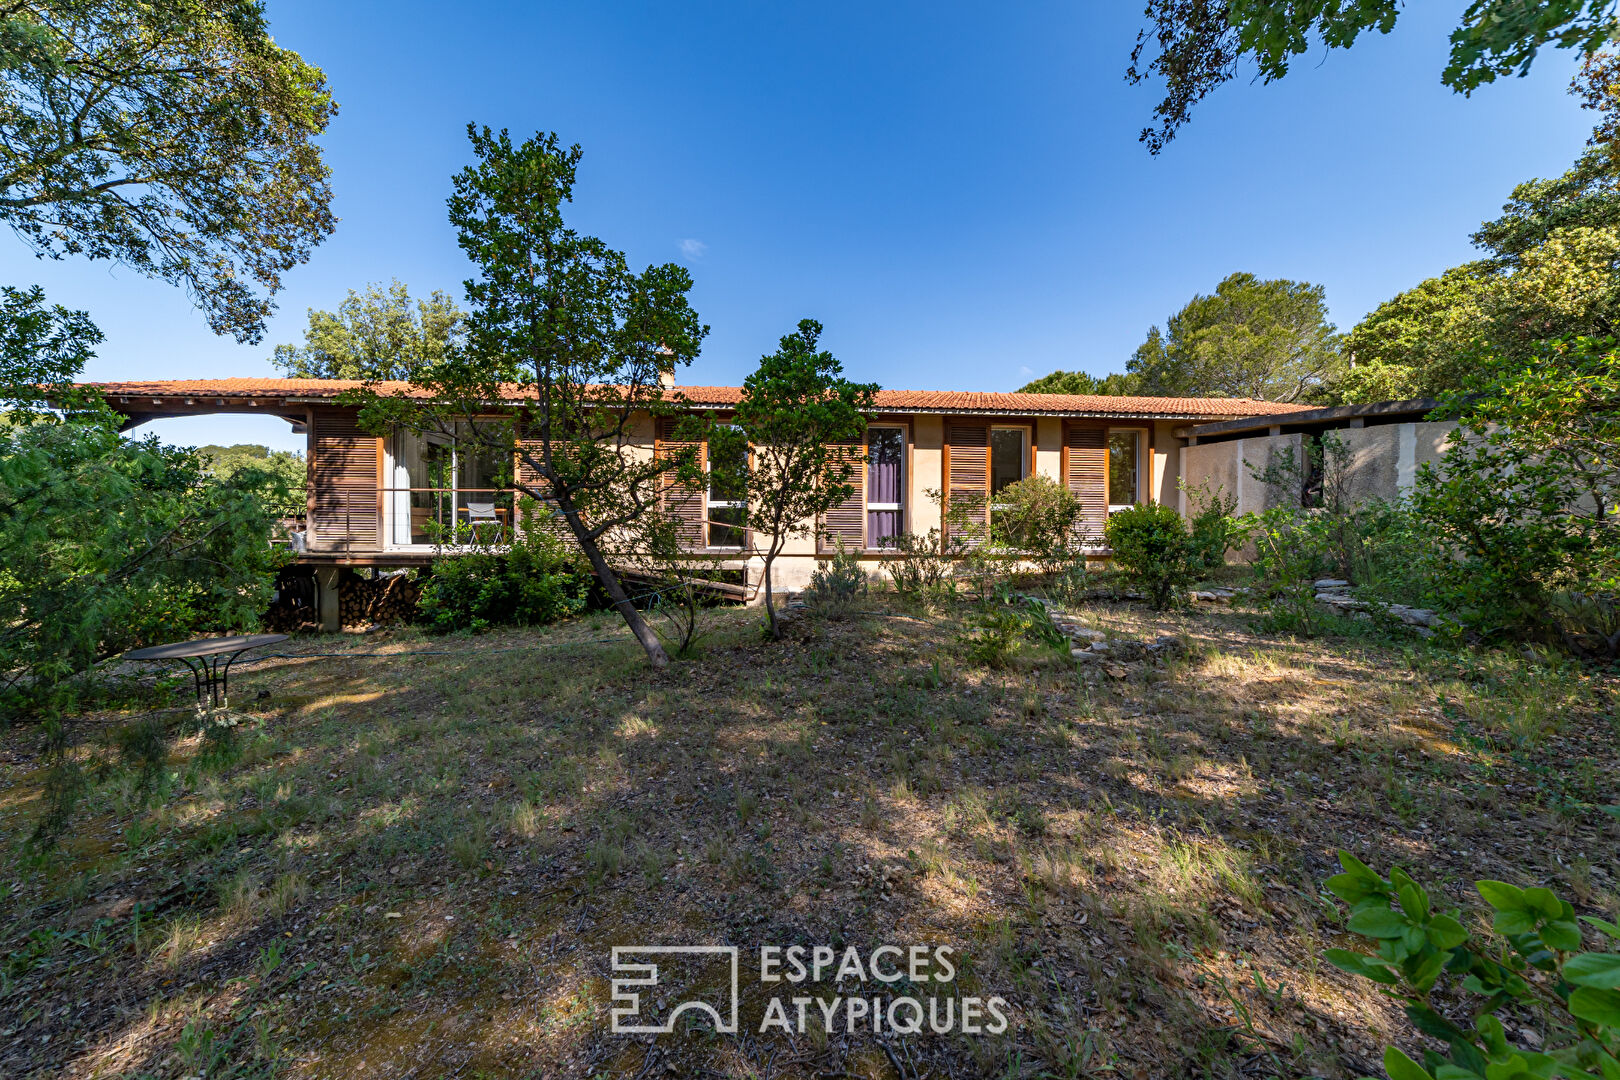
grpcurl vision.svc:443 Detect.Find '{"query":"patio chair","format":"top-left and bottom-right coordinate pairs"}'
top-left (464, 501), bottom-right (505, 544)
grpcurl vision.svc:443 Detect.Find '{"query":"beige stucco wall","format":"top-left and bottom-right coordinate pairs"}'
top-left (1180, 433), bottom-right (1305, 517)
top-left (1150, 421), bottom-right (1179, 505)
top-left (911, 415), bottom-right (943, 535)
top-left (1035, 417), bottom-right (1063, 483)
top-left (1337, 425), bottom-right (1400, 504)
top-left (1338, 420), bottom-right (1460, 503)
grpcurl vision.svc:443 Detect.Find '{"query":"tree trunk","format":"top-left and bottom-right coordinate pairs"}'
top-left (762, 549), bottom-right (779, 640)
top-left (562, 507), bottom-right (669, 667)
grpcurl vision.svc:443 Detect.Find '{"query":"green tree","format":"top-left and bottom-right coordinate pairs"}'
top-left (348, 127), bottom-right (708, 668)
top-left (1, 419), bottom-right (288, 713)
top-left (271, 280), bottom-right (465, 381)
top-left (1016, 369), bottom-right (1141, 395)
top-left (1414, 336), bottom-right (1620, 655)
top-left (0, 0), bottom-right (337, 342)
top-left (0, 284), bottom-right (102, 417)
top-left (719, 319), bottom-right (876, 640)
top-left (195, 443), bottom-right (305, 517)
top-left (1127, 272), bottom-right (1343, 401)
top-left (1335, 264), bottom-right (1504, 403)
top-left (1128, 0), bottom-right (1618, 153)
top-left (1474, 53), bottom-right (1620, 263)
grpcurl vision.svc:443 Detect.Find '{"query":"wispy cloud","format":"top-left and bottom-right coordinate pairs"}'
top-left (677, 238), bottom-right (707, 259)
top-left (1018, 365), bottom-right (1034, 377)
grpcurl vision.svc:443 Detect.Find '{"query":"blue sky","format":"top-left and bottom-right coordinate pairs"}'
top-left (0, 2), bottom-right (1594, 452)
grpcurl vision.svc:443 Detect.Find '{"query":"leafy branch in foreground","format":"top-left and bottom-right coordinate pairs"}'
top-left (0, 0), bottom-right (338, 342)
top-left (1127, 1), bottom-right (1619, 153)
top-left (1324, 851), bottom-right (1620, 1080)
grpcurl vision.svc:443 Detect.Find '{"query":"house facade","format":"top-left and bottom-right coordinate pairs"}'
top-left (86, 377), bottom-right (1318, 598)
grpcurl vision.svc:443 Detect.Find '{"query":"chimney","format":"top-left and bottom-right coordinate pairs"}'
top-left (656, 344), bottom-right (676, 391)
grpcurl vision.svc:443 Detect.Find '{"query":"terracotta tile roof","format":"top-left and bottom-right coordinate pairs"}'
top-left (81, 377), bottom-right (1318, 420)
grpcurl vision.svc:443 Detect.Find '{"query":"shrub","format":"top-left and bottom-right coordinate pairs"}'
top-left (1323, 851), bottom-right (1620, 1080)
top-left (883, 528), bottom-right (954, 596)
top-left (805, 542), bottom-right (866, 614)
top-left (804, 540), bottom-right (866, 618)
top-left (961, 600), bottom-right (1064, 669)
top-left (1413, 337), bottom-right (1620, 656)
top-left (989, 474), bottom-right (1082, 560)
top-left (1182, 479), bottom-right (1242, 574)
top-left (416, 528), bottom-right (590, 633)
top-left (1104, 503), bottom-right (1197, 610)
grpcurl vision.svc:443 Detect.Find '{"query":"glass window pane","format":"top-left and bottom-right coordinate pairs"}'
top-left (867, 428), bottom-right (903, 504)
top-left (1109, 432), bottom-right (1140, 505)
top-left (709, 432), bottom-right (747, 502)
top-left (990, 429), bottom-right (1025, 495)
top-left (709, 505), bottom-right (746, 548)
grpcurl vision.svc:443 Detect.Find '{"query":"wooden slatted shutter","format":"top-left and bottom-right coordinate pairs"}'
top-left (512, 430), bottom-right (573, 542)
top-left (310, 409), bottom-right (380, 550)
top-left (944, 421), bottom-right (990, 547)
top-left (1065, 423), bottom-right (1109, 545)
top-left (656, 415), bottom-right (705, 550)
top-left (818, 435), bottom-right (866, 553)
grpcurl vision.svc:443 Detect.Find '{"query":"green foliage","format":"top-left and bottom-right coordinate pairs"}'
top-left (1240, 436), bottom-right (1451, 636)
top-left (962, 599), bottom-right (1065, 670)
top-left (345, 127), bottom-right (708, 666)
top-left (883, 528), bottom-right (956, 597)
top-left (415, 529), bottom-right (590, 634)
top-left (1127, 272), bottom-right (1343, 402)
top-left (1413, 337), bottom-right (1620, 655)
top-left (989, 474), bottom-right (1083, 561)
top-left (1334, 263), bottom-right (1503, 404)
top-left (0, 285), bottom-right (102, 416)
top-left (195, 443), bottom-right (305, 518)
top-left (721, 318), bottom-right (877, 638)
top-left (0, 0), bottom-right (336, 342)
top-left (271, 280), bottom-right (465, 381)
top-left (1324, 852), bottom-right (1620, 1080)
top-left (1183, 479), bottom-right (1242, 574)
top-left (1127, 0), bottom-right (1615, 153)
top-left (1, 417), bottom-right (288, 715)
top-left (1104, 503), bottom-right (1197, 610)
top-left (804, 540), bottom-right (866, 618)
top-left (1016, 369), bottom-right (1141, 395)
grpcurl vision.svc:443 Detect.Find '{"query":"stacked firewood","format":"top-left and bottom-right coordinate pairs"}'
top-left (338, 571), bottom-right (420, 627)
top-left (261, 567), bottom-right (422, 630)
top-left (263, 568), bottom-right (319, 632)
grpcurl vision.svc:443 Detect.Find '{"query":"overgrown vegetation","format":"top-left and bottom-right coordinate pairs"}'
top-left (1105, 502), bottom-right (1198, 610)
top-left (3, 590), bottom-right (1612, 1079)
top-left (415, 526), bottom-right (591, 634)
top-left (1325, 855), bottom-right (1620, 1080)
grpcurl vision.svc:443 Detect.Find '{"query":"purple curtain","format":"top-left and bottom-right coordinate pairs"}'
top-left (868, 430), bottom-right (903, 546)
top-left (869, 510), bottom-right (902, 544)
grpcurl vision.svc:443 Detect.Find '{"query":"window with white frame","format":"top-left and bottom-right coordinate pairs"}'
top-left (707, 427), bottom-right (747, 548)
top-left (1108, 429), bottom-right (1144, 511)
top-left (866, 426), bottom-right (904, 547)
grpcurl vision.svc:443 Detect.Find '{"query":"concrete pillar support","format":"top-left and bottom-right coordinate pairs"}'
top-left (314, 566), bottom-right (342, 633)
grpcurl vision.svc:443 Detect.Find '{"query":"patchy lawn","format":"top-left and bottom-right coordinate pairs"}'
top-left (1, 595), bottom-right (1616, 1079)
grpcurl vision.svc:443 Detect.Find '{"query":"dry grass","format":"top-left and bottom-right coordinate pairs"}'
top-left (0, 598), bottom-right (1615, 1079)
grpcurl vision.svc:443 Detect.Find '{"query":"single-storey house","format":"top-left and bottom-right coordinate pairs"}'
top-left (86, 376), bottom-right (1339, 605)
